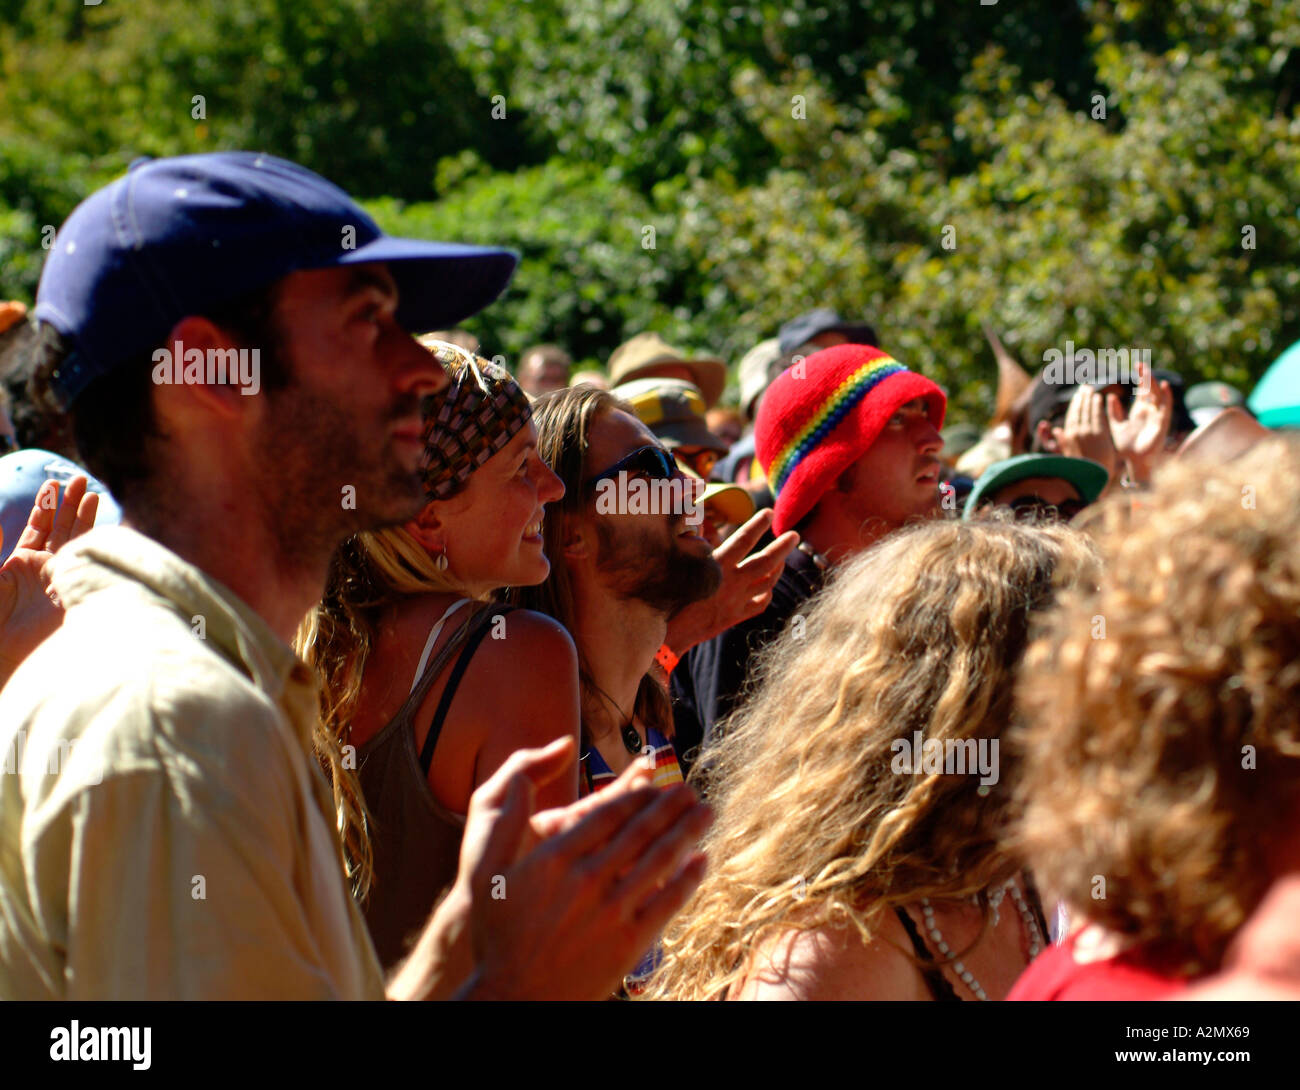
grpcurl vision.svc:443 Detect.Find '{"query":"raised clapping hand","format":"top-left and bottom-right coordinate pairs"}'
top-left (1108, 362), bottom-right (1173, 484)
top-left (388, 736), bottom-right (711, 1001)
top-left (665, 508), bottom-right (799, 653)
top-left (0, 476), bottom-right (99, 686)
top-left (1050, 384), bottom-right (1118, 481)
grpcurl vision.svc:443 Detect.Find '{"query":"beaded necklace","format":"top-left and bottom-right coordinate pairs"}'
top-left (917, 880), bottom-right (1044, 1001)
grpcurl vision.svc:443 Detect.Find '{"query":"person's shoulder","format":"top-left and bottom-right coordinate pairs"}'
top-left (453, 608), bottom-right (579, 748)
top-left (733, 915), bottom-right (923, 1001)
top-left (56, 593), bottom-right (272, 707)
top-left (455, 608), bottom-right (579, 718)
top-left (4, 597), bottom-right (291, 778)
top-left (1004, 931), bottom-right (1155, 1001)
top-left (471, 607), bottom-right (578, 674)
top-left (1004, 941), bottom-right (1071, 1000)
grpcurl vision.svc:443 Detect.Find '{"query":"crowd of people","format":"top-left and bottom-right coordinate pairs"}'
top-left (1, 150), bottom-right (1298, 1002)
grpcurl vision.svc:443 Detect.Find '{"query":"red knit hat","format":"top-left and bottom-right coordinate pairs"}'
top-left (755, 344), bottom-right (947, 535)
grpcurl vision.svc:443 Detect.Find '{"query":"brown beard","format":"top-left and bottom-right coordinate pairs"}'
top-left (594, 516), bottom-right (721, 617)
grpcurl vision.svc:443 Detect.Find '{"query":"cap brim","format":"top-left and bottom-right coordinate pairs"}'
top-left (340, 236), bottom-right (518, 333)
top-left (701, 482), bottom-right (755, 526)
top-left (684, 360), bottom-right (728, 408)
top-left (619, 358), bottom-right (727, 408)
top-left (825, 322), bottom-right (877, 346)
top-left (656, 418), bottom-right (729, 453)
top-left (780, 322), bottom-right (878, 356)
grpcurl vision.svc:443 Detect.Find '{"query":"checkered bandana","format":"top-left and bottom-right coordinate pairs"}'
top-left (419, 339), bottom-right (533, 500)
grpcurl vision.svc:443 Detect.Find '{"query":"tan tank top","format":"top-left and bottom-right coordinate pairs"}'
top-left (355, 599), bottom-right (498, 968)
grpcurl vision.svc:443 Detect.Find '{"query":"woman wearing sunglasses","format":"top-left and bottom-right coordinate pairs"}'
top-left (298, 343), bottom-right (576, 978)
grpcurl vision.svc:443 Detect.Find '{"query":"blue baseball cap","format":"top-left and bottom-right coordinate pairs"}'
top-left (34, 152), bottom-right (518, 408)
top-left (0, 449), bottom-right (122, 562)
top-left (777, 308), bottom-right (877, 357)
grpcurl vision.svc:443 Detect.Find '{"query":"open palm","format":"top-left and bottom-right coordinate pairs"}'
top-left (1110, 375), bottom-right (1173, 462)
top-left (1108, 363), bottom-right (1173, 485)
top-left (0, 476), bottom-right (99, 683)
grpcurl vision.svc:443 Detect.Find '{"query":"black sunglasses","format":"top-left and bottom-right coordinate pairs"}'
top-left (583, 444), bottom-right (680, 492)
top-left (1006, 495), bottom-right (1086, 522)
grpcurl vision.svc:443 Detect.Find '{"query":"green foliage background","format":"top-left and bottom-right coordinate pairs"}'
top-left (3, 0), bottom-right (1299, 419)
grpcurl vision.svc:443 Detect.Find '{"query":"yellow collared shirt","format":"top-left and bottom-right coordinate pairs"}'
top-left (0, 527), bottom-right (385, 999)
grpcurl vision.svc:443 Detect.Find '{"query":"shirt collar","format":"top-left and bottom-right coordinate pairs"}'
top-left (49, 525), bottom-right (304, 704)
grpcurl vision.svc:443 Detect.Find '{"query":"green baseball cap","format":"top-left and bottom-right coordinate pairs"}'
top-left (963, 453), bottom-right (1109, 520)
top-left (1185, 381), bottom-right (1246, 428)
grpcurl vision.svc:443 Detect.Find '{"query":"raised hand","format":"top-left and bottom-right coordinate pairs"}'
top-left (0, 476), bottom-right (99, 685)
top-left (1108, 362), bottom-right (1172, 484)
top-left (1051, 384), bottom-right (1118, 480)
top-left (665, 508), bottom-right (798, 653)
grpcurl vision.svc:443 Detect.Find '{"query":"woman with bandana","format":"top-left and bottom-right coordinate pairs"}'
top-left (298, 340), bottom-right (576, 981)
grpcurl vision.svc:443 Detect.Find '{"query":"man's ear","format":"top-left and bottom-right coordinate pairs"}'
top-left (156, 315), bottom-right (250, 418)
top-left (562, 514), bottom-right (589, 561)
top-left (405, 502), bottom-right (447, 554)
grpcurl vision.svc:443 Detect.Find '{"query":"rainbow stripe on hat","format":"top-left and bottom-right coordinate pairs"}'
top-left (767, 353), bottom-right (907, 495)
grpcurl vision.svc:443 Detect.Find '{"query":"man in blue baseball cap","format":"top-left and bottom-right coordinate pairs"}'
top-left (0, 152), bottom-right (708, 1001)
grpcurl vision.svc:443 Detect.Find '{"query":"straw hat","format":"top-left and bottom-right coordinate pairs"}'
top-left (607, 332), bottom-right (727, 408)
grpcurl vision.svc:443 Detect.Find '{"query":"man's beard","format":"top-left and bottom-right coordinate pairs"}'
top-left (594, 517), bottom-right (722, 616)
top-left (252, 368), bottom-right (430, 567)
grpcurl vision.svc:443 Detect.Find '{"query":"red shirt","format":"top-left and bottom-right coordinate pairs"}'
top-left (1008, 931), bottom-right (1191, 1000)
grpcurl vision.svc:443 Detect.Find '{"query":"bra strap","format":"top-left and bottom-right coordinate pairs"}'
top-left (418, 606), bottom-right (517, 775)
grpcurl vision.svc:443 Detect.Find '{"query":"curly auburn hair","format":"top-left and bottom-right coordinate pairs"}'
top-left (1011, 437), bottom-right (1300, 976)
top-left (641, 518), bottom-right (1098, 1000)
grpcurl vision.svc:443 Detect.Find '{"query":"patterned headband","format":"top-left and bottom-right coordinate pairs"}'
top-left (418, 338), bottom-right (533, 500)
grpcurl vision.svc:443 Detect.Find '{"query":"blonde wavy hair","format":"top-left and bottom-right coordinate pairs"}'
top-left (1012, 437), bottom-right (1300, 975)
top-left (642, 518), bottom-right (1098, 1000)
top-left (296, 527), bottom-right (471, 901)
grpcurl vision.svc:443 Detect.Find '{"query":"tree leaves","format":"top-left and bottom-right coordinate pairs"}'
top-left (2, 0), bottom-right (1298, 404)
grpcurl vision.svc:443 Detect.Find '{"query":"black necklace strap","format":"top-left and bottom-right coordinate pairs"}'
top-left (418, 604), bottom-right (515, 775)
top-left (588, 677), bottom-right (643, 755)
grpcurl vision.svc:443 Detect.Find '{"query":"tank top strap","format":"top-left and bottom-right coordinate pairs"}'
top-left (409, 597), bottom-right (473, 695)
top-left (418, 605), bottom-right (518, 775)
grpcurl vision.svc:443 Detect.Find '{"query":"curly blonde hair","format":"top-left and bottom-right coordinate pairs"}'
top-left (641, 518), bottom-right (1097, 1000)
top-left (1012, 437), bottom-right (1300, 975)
